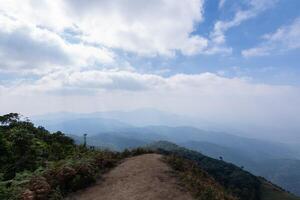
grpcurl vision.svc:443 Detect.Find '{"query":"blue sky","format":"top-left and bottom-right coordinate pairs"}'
top-left (126, 0), bottom-right (300, 85)
top-left (0, 0), bottom-right (300, 141)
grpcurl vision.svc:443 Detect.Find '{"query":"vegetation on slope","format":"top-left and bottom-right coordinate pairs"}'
top-left (259, 178), bottom-right (300, 200)
top-left (164, 155), bottom-right (237, 200)
top-left (0, 113), bottom-right (150, 199)
top-left (255, 159), bottom-right (300, 196)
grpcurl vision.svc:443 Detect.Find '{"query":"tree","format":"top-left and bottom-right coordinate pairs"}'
top-left (0, 133), bottom-right (9, 165)
top-left (50, 131), bottom-right (74, 145)
top-left (0, 113), bottom-right (20, 125)
top-left (9, 128), bottom-right (33, 156)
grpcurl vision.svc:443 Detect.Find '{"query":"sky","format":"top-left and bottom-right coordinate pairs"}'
top-left (0, 0), bottom-right (299, 141)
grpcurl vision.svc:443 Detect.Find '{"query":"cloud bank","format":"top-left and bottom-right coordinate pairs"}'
top-left (1, 70), bottom-right (300, 141)
top-left (0, 0), bottom-right (208, 57)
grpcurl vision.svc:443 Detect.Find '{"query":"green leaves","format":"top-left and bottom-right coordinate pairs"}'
top-left (0, 113), bottom-right (20, 126)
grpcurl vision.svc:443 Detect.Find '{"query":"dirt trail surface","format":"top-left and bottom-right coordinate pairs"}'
top-left (66, 154), bottom-right (194, 200)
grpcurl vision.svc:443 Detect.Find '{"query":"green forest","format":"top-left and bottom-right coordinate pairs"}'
top-left (0, 113), bottom-right (128, 199)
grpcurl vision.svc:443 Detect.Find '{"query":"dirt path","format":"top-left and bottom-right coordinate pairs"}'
top-left (66, 154), bottom-right (194, 200)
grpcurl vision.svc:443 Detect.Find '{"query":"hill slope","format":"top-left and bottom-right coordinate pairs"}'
top-left (255, 159), bottom-right (300, 196)
top-left (260, 178), bottom-right (300, 200)
top-left (147, 141), bottom-right (300, 200)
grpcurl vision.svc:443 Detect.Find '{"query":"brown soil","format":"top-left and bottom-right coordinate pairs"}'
top-left (66, 154), bottom-right (195, 200)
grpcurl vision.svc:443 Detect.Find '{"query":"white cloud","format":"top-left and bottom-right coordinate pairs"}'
top-left (218, 0), bottom-right (226, 9)
top-left (209, 0), bottom-right (277, 52)
top-left (242, 17), bottom-right (300, 57)
top-left (65, 0), bottom-right (207, 56)
top-left (31, 70), bottom-right (167, 92)
top-left (242, 46), bottom-right (270, 57)
top-left (0, 14), bottom-right (115, 73)
top-left (0, 0), bottom-right (207, 57)
top-left (0, 69), bottom-right (291, 95)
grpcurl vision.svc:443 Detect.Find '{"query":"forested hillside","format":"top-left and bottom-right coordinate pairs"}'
top-left (0, 113), bottom-right (126, 199)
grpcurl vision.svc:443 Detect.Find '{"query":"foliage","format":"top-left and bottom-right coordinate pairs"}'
top-left (0, 114), bottom-right (122, 199)
top-left (0, 114), bottom-right (76, 180)
top-left (0, 113), bottom-right (20, 125)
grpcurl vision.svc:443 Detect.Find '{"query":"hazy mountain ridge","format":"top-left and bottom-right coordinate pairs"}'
top-left (32, 110), bottom-right (300, 157)
top-left (33, 117), bottom-right (133, 136)
top-left (31, 109), bottom-right (236, 134)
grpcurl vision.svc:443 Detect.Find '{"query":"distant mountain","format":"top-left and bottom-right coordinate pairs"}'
top-left (35, 112), bottom-right (298, 160)
top-left (31, 108), bottom-right (229, 132)
top-left (180, 140), bottom-right (257, 168)
top-left (54, 122), bottom-right (298, 159)
top-left (31, 109), bottom-right (187, 127)
top-left (116, 126), bottom-right (299, 161)
top-left (34, 117), bottom-right (132, 136)
top-left (71, 133), bottom-right (147, 151)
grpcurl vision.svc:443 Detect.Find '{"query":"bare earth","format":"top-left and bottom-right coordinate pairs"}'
top-left (66, 154), bottom-right (194, 200)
